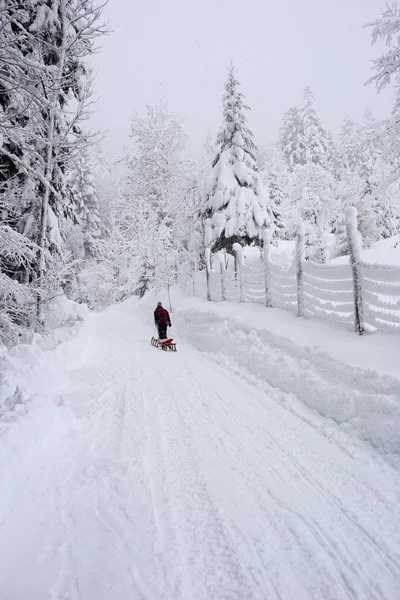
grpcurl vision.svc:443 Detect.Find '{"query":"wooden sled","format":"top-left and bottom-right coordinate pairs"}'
top-left (151, 337), bottom-right (177, 352)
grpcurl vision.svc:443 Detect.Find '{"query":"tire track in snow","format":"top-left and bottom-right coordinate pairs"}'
top-left (138, 356), bottom-right (273, 600)
top-left (165, 352), bottom-right (400, 599)
top-left (48, 354), bottom-right (158, 600)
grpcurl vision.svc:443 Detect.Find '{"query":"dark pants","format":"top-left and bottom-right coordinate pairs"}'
top-left (157, 323), bottom-right (168, 339)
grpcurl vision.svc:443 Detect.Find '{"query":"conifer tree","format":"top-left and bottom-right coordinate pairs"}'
top-left (279, 107), bottom-right (305, 171)
top-left (261, 147), bottom-right (288, 241)
top-left (69, 150), bottom-right (102, 258)
top-left (205, 65), bottom-right (270, 252)
top-left (340, 115), bottom-right (362, 172)
top-left (301, 87), bottom-right (328, 168)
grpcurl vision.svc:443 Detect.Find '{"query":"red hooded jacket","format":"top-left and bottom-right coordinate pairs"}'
top-left (154, 306), bottom-right (171, 325)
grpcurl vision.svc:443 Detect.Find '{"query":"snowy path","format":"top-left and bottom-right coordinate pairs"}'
top-left (1, 304), bottom-right (400, 599)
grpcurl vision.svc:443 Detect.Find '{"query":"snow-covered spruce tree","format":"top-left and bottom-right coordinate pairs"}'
top-left (0, 0), bottom-right (107, 333)
top-left (261, 146), bottom-right (288, 242)
top-left (68, 149), bottom-right (102, 258)
top-left (205, 66), bottom-right (270, 253)
top-left (279, 106), bottom-right (305, 172)
top-left (265, 170), bottom-right (286, 242)
top-left (325, 130), bottom-right (344, 181)
top-left (340, 115), bottom-right (362, 173)
top-left (301, 86), bottom-right (329, 169)
top-left (281, 88), bottom-right (338, 257)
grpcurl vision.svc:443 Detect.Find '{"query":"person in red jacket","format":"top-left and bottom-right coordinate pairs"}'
top-left (154, 302), bottom-right (171, 340)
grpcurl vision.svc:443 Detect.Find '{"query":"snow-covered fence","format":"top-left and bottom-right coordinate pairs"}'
top-left (263, 229), bottom-right (272, 308)
top-left (296, 222), bottom-right (305, 317)
top-left (186, 209), bottom-right (400, 335)
top-left (362, 263), bottom-right (400, 333)
top-left (302, 261), bottom-right (354, 327)
top-left (269, 261), bottom-right (297, 313)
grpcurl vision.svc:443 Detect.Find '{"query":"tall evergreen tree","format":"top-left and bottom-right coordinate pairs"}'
top-left (340, 115), bottom-right (362, 172)
top-left (325, 130), bottom-right (344, 181)
top-left (68, 149), bottom-right (102, 258)
top-left (205, 65), bottom-right (270, 252)
top-left (261, 146), bottom-right (288, 241)
top-left (279, 106), bottom-right (305, 171)
top-left (301, 87), bottom-right (328, 168)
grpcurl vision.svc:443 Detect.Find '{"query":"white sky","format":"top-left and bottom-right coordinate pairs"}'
top-left (89, 0), bottom-right (394, 159)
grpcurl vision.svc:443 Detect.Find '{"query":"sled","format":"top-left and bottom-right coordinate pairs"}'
top-left (151, 337), bottom-right (177, 352)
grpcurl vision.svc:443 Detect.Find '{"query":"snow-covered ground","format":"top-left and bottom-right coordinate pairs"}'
top-left (1, 292), bottom-right (400, 599)
top-left (242, 235), bottom-right (400, 268)
top-left (330, 235), bottom-right (400, 267)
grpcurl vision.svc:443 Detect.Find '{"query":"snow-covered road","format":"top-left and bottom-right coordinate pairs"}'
top-left (1, 302), bottom-right (400, 599)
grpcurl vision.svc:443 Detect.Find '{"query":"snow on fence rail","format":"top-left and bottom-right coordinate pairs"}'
top-left (362, 262), bottom-right (400, 333)
top-left (181, 208), bottom-right (400, 335)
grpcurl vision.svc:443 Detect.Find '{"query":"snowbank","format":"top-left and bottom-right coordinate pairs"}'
top-left (330, 235), bottom-right (400, 267)
top-left (0, 297), bottom-right (89, 428)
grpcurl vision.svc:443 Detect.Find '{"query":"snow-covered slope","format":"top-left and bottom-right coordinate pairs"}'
top-left (1, 297), bottom-right (400, 599)
top-left (330, 235), bottom-right (400, 267)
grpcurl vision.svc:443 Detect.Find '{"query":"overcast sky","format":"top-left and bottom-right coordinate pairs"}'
top-left (89, 0), bottom-right (393, 159)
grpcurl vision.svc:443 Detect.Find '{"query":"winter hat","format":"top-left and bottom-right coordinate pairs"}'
top-left (157, 302), bottom-right (162, 307)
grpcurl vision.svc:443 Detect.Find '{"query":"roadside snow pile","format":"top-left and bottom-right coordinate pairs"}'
top-left (44, 294), bottom-right (89, 339)
top-left (148, 289), bottom-right (400, 464)
top-left (0, 335), bottom-right (72, 409)
top-left (0, 297), bottom-right (88, 428)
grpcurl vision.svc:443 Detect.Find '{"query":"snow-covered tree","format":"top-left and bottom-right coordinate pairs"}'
top-left (126, 102), bottom-right (188, 227)
top-left (288, 163), bottom-right (336, 261)
top-left (363, 5), bottom-right (400, 240)
top-left (68, 149), bottom-right (102, 258)
top-left (261, 146), bottom-right (288, 241)
top-left (0, 0), bottom-right (107, 336)
top-left (325, 130), bottom-right (344, 181)
top-left (0, 225), bottom-right (38, 343)
top-left (333, 169), bottom-right (381, 254)
top-left (340, 115), bottom-right (362, 173)
top-left (365, 5), bottom-right (400, 92)
top-left (279, 106), bottom-right (305, 172)
top-left (205, 65), bottom-right (270, 252)
top-left (113, 103), bottom-right (192, 298)
top-left (90, 144), bottom-right (120, 229)
top-left (301, 87), bottom-right (328, 169)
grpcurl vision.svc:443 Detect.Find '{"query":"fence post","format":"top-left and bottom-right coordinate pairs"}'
top-left (232, 243), bottom-right (244, 302)
top-left (205, 247), bottom-right (212, 301)
top-left (345, 206), bottom-right (364, 335)
top-left (296, 222), bottom-right (305, 317)
top-left (192, 258), bottom-right (197, 297)
top-left (263, 228), bottom-right (272, 307)
top-left (217, 252), bottom-right (226, 301)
